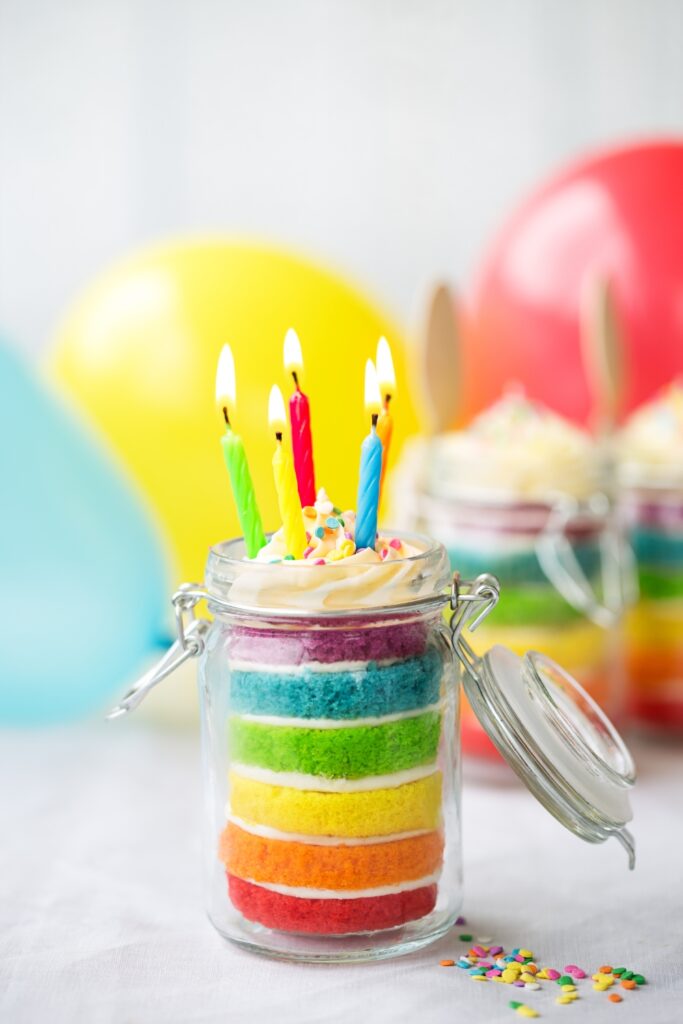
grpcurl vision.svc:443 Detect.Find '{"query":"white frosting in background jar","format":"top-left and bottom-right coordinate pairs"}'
top-left (617, 380), bottom-right (683, 490)
top-left (425, 391), bottom-right (598, 503)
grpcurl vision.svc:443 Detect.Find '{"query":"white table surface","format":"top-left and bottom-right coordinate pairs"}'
top-left (2, 717), bottom-right (682, 1024)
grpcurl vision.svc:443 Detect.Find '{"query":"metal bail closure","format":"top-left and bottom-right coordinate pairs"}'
top-left (449, 574), bottom-right (636, 869)
top-left (107, 584), bottom-right (210, 719)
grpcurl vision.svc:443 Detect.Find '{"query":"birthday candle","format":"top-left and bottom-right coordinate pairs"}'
top-left (355, 360), bottom-right (383, 551)
top-left (375, 336), bottom-right (395, 500)
top-left (268, 385), bottom-right (307, 559)
top-left (284, 328), bottom-right (316, 506)
top-left (215, 345), bottom-right (266, 558)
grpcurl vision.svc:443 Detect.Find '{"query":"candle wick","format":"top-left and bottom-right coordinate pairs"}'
top-left (222, 406), bottom-right (230, 427)
top-left (384, 393), bottom-right (392, 407)
top-left (275, 431), bottom-right (283, 442)
top-left (371, 413), bottom-right (379, 428)
top-left (292, 370), bottom-right (300, 389)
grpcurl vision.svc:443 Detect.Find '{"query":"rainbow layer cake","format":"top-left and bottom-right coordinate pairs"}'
top-left (220, 493), bottom-right (446, 934)
top-left (618, 382), bottom-right (683, 726)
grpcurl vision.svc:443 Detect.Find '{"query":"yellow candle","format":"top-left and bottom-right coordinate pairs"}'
top-left (268, 385), bottom-right (307, 559)
top-left (376, 336), bottom-right (396, 500)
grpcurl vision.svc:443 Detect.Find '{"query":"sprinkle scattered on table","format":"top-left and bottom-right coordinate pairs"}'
top-left (437, 926), bottom-right (650, 1016)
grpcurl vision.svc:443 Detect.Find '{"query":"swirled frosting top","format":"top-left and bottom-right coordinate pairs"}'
top-left (223, 489), bottom-right (446, 612)
top-left (426, 391), bottom-right (598, 502)
top-left (618, 380), bottom-right (683, 489)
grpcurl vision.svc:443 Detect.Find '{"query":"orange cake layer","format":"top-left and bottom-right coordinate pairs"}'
top-left (220, 822), bottom-right (444, 890)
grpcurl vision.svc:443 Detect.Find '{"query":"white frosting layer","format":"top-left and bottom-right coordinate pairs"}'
top-left (228, 657), bottom-right (402, 675)
top-left (425, 391), bottom-right (598, 502)
top-left (618, 380), bottom-right (683, 488)
top-left (232, 703), bottom-right (442, 730)
top-left (240, 871), bottom-right (441, 900)
top-left (230, 762), bottom-right (438, 792)
top-left (227, 814), bottom-right (437, 847)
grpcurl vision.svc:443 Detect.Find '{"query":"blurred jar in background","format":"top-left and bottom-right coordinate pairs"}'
top-left (618, 381), bottom-right (683, 733)
top-left (393, 391), bottom-right (627, 759)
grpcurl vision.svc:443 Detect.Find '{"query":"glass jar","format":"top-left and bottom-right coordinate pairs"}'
top-left (621, 484), bottom-right (683, 730)
top-left (413, 491), bottom-right (630, 759)
top-left (111, 532), bottom-right (635, 964)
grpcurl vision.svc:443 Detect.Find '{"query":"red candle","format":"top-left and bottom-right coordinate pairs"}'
top-left (284, 328), bottom-right (316, 506)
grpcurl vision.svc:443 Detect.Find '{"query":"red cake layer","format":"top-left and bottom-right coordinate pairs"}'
top-left (227, 873), bottom-right (437, 934)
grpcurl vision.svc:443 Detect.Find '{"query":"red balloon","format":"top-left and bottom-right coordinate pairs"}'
top-left (466, 140), bottom-right (683, 424)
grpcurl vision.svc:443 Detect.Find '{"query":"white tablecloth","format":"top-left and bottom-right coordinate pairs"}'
top-left (2, 720), bottom-right (682, 1023)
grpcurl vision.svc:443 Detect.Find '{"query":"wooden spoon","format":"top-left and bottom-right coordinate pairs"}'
top-left (421, 282), bottom-right (461, 434)
top-left (580, 274), bottom-right (627, 436)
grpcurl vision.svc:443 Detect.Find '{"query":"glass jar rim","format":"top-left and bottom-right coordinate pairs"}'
top-left (204, 530), bottom-right (452, 618)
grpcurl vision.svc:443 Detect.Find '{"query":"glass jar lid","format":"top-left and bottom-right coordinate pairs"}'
top-left (453, 577), bottom-right (636, 867)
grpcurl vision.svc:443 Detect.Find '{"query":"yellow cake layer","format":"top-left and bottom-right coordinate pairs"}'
top-left (626, 601), bottom-right (683, 651)
top-left (469, 618), bottom-right (605, 667)
top-left (229, 771), bottom-right (443, 838)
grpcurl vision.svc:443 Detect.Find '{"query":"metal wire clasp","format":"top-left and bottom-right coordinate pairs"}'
top-left (107, 583), bottom-right (210, 720)
top-left (449, 572), bottom-right (500, 673)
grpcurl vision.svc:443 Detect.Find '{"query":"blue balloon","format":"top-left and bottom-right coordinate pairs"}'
top-left (0, 343), bottom-right (170, 723)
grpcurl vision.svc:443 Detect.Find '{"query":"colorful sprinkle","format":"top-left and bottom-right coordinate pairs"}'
top-left (314, 526), bottom-right (325, 539)
top-left (455, 916), bottom-right (466, 926)
top-left (325, 516), bottom-right (340, 529)
top-left (620, 980), bottom-right (636, 990)
top-left (558, 976), bottom-right (575, 986)
top-left (633, 974), bottom-right (646, 986)
top-left (313, 558), bottom-right (326, 565)
top-left (439, 959), bottom-right (455, 967)
top-left (302, 506), bottom-right (316, 518)
top-left (459, 934), bottom-right (473, 942)
top-left (608, 994), bottom-right (623, 1003)
top-left (283, 554), bottom-right (295, 561)
top-left (303, 546), bottom-right (314, 559)
top-left (389, 537), bottom-right (402, 550)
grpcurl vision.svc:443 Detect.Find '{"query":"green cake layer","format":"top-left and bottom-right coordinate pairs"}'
top-left (229, 710), bottom-right (441, 779)
top-left (638, 568), bottom-right (683, 601)
top-left (481, 584), bottom-right (582, 627)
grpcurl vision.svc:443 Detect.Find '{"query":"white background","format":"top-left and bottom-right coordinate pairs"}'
top-left (1, 0), bottom-right (683, 356)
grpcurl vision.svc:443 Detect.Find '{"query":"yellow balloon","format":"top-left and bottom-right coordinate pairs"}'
top-left (49, 240), bottom-right (420, 583)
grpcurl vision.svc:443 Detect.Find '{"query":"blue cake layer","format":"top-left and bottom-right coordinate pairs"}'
top-left (631, 526), bottom-right (683, 568)
top-left (229, 647), bottom-right (443, 719)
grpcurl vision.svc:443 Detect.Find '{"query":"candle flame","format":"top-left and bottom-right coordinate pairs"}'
top-left (376, 336), bottom-right (396, 395)
top-left (215, 344), bottom-right (236, 413)
top-left (364, 359), bottom-right (382, 416)
top-left (268, 384), bottom-right (287, 434)
top-left (283, 328), bottom-right (304, 378)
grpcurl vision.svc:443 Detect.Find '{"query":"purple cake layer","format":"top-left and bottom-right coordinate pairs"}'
top-left (226, 615), bottom-right (431, 666)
